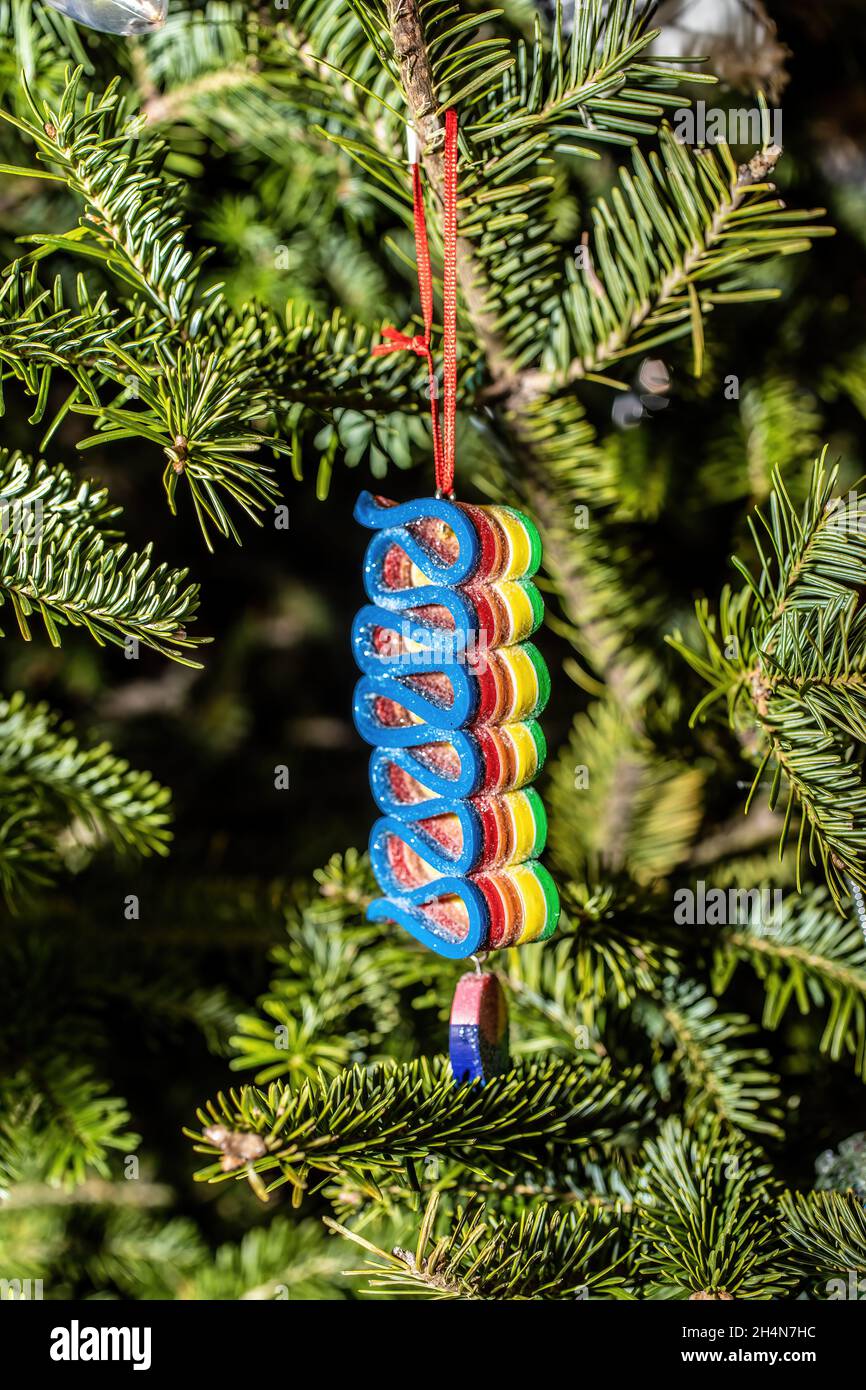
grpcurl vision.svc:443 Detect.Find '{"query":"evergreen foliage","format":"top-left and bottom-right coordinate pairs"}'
top-left (1, 0), bottom-right (865, 1302)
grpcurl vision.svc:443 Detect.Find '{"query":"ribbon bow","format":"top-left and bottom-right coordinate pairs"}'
top-left (373, 328), bottom-right (432, 358)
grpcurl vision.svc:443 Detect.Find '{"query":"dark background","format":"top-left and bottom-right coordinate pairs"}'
top-left (2, 0), bottom-right (866, 1291)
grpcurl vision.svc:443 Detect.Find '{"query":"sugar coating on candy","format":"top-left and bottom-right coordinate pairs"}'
top-left (509, 863), bottom-right (548, 943)
top-left (456, 503), bottom-right (542, 582)
top-left (407, 517), bottom-right (460, 566)
top-left (374, 696), bottom-right (415, 727)
top-left (472, 644), bottom-right (548, 725)
top-left (409, 604), bottom-right (456, 631)
top-left (420, 812), bottom-right (463, 855)
top-left (477, 871), bottom-right (525, 949)
top-left (414, 741), bottom-right (463, 778)
top-left (354, 493), bottom-right (559, 958)
top-left (475, 863), bottom-right (560, 947)
top-left (475, 721), bottom-right (544, 791)
top-left (422, 894), bottom-right (471, 942)
top-left (383, 543), bottom-right (413, 591)
top-left (387, 763), bottom-right (436, 805)
top-left (387, 835), bottom-right (438, 888)
top-left (449, 972), bottom-right (510, 1084)
top-left (458, 503), bottom-right (504, 579)
top-left (493, 507), bottom-right (532, 579)
top-left (468, 580), bottom-right (541, 647)
top-left (406, 671), bottom-right (455, 709)
top-left (501, 506), bottom-right (543, 577)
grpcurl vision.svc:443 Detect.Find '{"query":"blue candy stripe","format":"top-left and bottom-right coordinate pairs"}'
top-left (353, 672), bottom-right (476, 738)
top-left (368, 739), bottom-right (482, 805)
top-left (369, 808), bottom-right (482, 880)
top-left (355, 492), bottom-right (478, 586)
top-left (352, 600), bottom-right (478, 667)
top-left (366, 876), bottom-right (489, 959)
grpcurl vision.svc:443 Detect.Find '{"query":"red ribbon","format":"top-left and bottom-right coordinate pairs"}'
top-left (373, 109), bottom-right (458, 498)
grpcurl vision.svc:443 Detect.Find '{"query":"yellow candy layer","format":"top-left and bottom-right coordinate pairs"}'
top-left (506, 722), bottom-right (539, 783)
top-left (505, 791), bottom-right (538, 864)
top-left (499, 645), bottom-right (540, 721)
top-left (491, 505), bottom-right (532, 580)
top-left (509, 863), bottom-right (549, 943)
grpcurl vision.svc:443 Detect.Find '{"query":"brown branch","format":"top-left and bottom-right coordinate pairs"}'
top-left (386, 0), bottom-right (516, 390)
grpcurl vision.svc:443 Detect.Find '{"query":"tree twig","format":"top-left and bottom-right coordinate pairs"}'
top-left (386, 0), bottom-right (515, 390)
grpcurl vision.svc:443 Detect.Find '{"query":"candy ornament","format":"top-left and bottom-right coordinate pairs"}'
top-left (354, 109), bottom-right (558, 1077)
top-left (354, 492), bottom-right (559, 959)
top-left (42, 0), bottom-right (168, 35)
top-left (449, 972), bottom-right (509, 1084)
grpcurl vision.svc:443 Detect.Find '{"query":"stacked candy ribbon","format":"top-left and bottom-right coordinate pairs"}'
top-left (353, 494), bottom-right (560, 1074)
top-left (353, 112), bottom-right (558, 1082)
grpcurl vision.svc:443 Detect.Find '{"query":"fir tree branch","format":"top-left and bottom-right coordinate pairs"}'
top-left (0, 690), bottom-right (175, 904)
top-left (548, 697), bottom-right (704, 884)
top-left (0, 1059), bottom-right (138, 1191)
top-left (187, 1056), bottom-right (645, 1202)
top-left (182, 1219), bottom-right (347, 1302)
top-left (0, 70), bottom-right (286, 543)
top-left (633, 1118), bottom-right (795, 1299)
top-left (0, 261), bottom-right (117, 418)
top-left (523, 132), bottom-right (832, 394)
top-left (327, 1188), bottom-right (631, 1299)
top-left (1, 70), bottom-right (201, 326)
top-left (642, 980), bottom-right (782, 1137)
top-left (669, 454), bottom-right (866, 905)
top-left (713, 887), bottom-right (866, 1077)
top-left (781, 1191), bottom-right (866, 1288)
top-left (0, 450), bottom-right (204, 660)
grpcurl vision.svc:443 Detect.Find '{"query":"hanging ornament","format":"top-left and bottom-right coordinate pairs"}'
top-left (815, 1133), bottom-right (866, 1203)
top-left (353, 490), bottom-right (557, 959)
top-left (449, 971), bottom-right (509, 1084)
top-left (352, 111), bottom-right (559, 1080)
top-left (42, 0), bottom-right (168, 36)
top-left (847, 873), bottom-right (866, 944)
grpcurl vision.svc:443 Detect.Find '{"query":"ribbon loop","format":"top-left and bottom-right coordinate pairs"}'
top-left (373, 112), bottom-right (459, 498)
